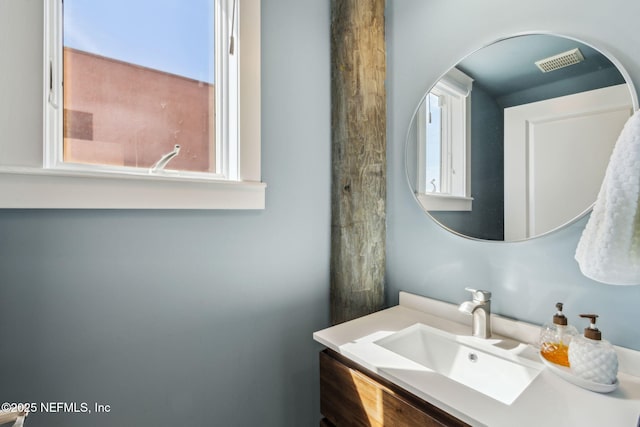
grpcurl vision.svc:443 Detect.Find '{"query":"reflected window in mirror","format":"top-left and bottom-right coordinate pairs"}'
top-left (424, 93), bottom-right (442, 193)
top-left (416, 68), bottom-right (474, 211)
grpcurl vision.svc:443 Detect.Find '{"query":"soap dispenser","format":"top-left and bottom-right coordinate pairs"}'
top-left (539, 302), bottom-right (578, 366)
top-left (568, 314), bottom-right (618, 385)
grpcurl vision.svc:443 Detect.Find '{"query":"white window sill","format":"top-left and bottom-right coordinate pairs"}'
top-left (7, 0), bottom-right (264, 210)
top-left (416, 192), bottom-right (472, 211)
top-left (0, 167), bottom-right (265, 209)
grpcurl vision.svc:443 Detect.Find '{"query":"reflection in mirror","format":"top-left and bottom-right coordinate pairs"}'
top-left (415, 68), bottom-right (474, 212)
top-left (406, 33), bottom-right (638, 242)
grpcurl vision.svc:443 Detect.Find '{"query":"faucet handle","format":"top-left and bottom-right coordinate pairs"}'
top-left (464, 287), bottom-right (491, 302)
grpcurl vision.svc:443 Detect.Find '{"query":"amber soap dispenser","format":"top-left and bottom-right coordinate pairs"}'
top-left (539, 302), bottom-right (578, 366)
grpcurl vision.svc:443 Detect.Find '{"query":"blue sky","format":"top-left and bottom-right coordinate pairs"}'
top-left (64, 0), bottom-right (215, 83)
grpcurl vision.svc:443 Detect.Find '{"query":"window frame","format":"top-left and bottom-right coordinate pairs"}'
top-left (0, 0), bottom-right (263, 209)
top-left (416, 67), bottom-right (473, 212)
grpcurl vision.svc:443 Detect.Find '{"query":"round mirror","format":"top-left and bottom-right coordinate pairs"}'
top-left (406, 33), bottom-right (638, 242)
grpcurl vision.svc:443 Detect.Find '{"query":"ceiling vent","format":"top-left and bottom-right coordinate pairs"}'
top-left (535, 48), bottom-right (585, 72)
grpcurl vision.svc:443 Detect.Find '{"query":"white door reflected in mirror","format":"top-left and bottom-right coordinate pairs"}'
top-left (504, 84), bottom-right (632, 241)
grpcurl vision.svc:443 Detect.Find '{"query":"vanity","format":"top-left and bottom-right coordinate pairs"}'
top-left (314, 292), bottom-right (640, 427)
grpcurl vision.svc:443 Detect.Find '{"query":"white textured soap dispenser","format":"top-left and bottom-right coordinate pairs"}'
top-left (568, 314), bottom-right (618, 385)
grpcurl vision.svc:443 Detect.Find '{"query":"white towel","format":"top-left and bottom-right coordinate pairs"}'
top-left (575, 109), bottom-right (640, 285)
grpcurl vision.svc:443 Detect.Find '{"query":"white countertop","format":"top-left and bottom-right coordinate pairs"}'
top-left (313, 292), bottom-right (640, 427)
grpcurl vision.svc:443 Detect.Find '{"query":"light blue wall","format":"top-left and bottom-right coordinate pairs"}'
top-left (386, 0), bottom-right (640, 350)
top-left (0, 1), bottom-right (330, 426)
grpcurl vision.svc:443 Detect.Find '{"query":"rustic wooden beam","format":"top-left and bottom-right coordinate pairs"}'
top-left (330, 0), bottom-right (386, 324)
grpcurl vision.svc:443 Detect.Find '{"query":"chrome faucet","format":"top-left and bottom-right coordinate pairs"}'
top-left (459, 288), bottom-right (492, 338)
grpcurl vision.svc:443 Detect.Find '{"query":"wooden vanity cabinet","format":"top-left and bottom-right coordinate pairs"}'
top-left (320, 349), bottom-right (470, 427)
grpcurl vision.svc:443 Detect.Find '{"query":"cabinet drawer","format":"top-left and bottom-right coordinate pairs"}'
top-left (320, 349), bottom-right (469, 427)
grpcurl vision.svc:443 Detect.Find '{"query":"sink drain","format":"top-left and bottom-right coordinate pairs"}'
top-left (468, 352), bottom-right (478, 363)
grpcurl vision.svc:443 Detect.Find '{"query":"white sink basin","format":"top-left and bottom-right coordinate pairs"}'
top-left (374, 323), bottom-right (542, 405)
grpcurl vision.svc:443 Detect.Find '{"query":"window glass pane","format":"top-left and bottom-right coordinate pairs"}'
top-left (425, 92), bottom-right (441, 193)
top-left (62, 0), bottom-right (216, 173)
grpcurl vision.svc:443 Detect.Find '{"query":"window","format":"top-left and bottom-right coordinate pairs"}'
top-left (0, 0), bottom-right (262, 209)
top-left (424, 92), bottom-right (442, 193)
top-left (416, 68), bottom-right (473, 211)
top-left (59, 0), bottom-right (227, 177)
